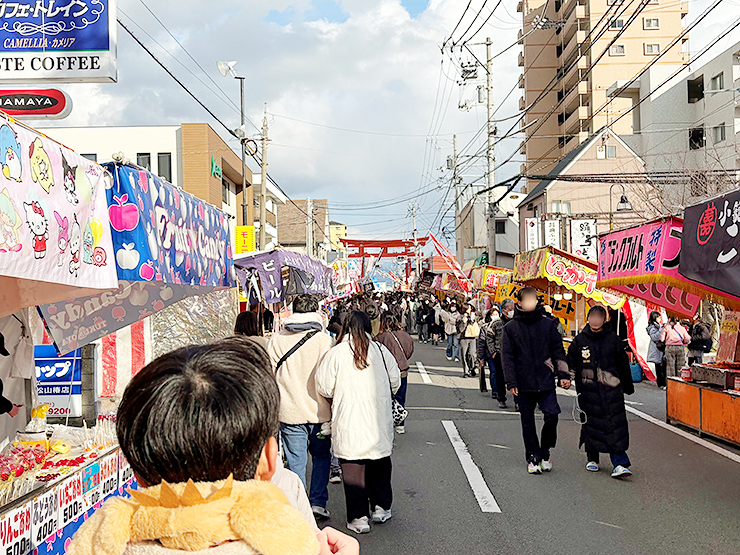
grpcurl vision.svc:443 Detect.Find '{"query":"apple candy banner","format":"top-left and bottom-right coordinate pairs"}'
top-left (38, 164), bottom-right (235, 355)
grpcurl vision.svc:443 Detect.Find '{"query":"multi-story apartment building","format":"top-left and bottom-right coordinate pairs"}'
top-left (518, 0), bottom-right (689, 189)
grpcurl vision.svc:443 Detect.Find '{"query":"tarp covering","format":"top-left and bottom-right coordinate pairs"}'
top-left (0, 119), bottom-right (118, 318)
top-left (681, 191), bottom-right (740, 308)
top-left (38, 164), bottom-right (235, 354)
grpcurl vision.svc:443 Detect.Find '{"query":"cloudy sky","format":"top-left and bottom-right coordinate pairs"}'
top-left (46, 0), bottom-right (740, 244)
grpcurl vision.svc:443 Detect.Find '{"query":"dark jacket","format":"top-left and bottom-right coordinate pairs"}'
top-left (687, 322), bottom-right (711, 354)
top-left (375, 330), bottom-right (414, 374)
top-left (501, 306), bottom-right (569, 392)
top-left (477, 322), bottom-right (493, 360)
top-left (0, 380), bottom-right (13, 415)
top-left (567, 325), bottom-right (634, 454)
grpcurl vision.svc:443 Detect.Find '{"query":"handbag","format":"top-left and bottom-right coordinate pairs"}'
top-left (656, 339), bottom-right (666, 352)
top-left (377, 343), bottom-right (408, 426)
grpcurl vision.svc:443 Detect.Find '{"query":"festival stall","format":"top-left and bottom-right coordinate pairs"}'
top-left (664, 194), bottom-right (740, 446)
top-left (470, 265), bottom-right (513, 310)
top-left (0, 123), bottom-right (140, 553)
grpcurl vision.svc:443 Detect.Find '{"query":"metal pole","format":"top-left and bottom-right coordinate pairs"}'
top-left (260, 104), bottom-right (268, 249)
top-left (453, 134), bottom-right (461, 263)
top-left (306, 197), bottom-right (313, 257)
top-left (238, 77), bottom-right (247, 227)
top-left (609, 183), bottom-right (614, 231)
top-left (485, 37), bottom-right (497, 267)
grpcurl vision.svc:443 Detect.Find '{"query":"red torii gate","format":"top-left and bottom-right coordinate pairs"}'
top-left (340, 237), bottom-right (429, 279)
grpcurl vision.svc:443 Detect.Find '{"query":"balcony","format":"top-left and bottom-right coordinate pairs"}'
top-left (519, 75), bottom-right (525, 89)
top-left (680, 0), bottom-right (689, 16)
top-left (519, 96), bottom-right (526, 110)
top-left (517, 0), bottom-right (523, 12)
top-left (562, 29), bottom-right (586, 63)
top-left (563, 4), bottom-right (587, 31)
top-left (520, 140), bottom-right (527, 155)
top-left (563, 105), bottom-right (589, 132)
top-left (518, 52), bottom-right (524, 67)
top-left (518, 29), bottom-right (524, 44)
top-left (562, 57), bottom-right (588, 88)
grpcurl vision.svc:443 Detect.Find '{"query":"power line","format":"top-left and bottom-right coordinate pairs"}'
top-left (443, 0), bottom-right (474, 48)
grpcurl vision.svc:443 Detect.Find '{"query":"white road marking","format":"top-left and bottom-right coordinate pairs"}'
top-left (624, 400), bottom-right (644, 406)
top-left (625, 406), bottom-right (740, 465)
top-left (441, 420), bottom-right (502, 513)
top-left (416, 361), bottom-right (433, 384)
top-left (595, 521), bottom-right (624, 530)
top-left (407, 406), bottom-right (517, 415)
top-left (487, 444), bottom-right (511, 449)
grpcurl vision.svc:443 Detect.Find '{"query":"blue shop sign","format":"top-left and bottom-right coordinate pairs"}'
top-left (34, 344), bottom-right (82, 417)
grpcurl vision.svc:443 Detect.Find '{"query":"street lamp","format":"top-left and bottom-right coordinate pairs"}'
top-left (609, 183), bottom-right (632, 230)
top-left (217, 61), bottom-right (248, 228)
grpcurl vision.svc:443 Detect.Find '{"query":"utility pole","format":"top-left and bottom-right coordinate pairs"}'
top-left (408, 202), bottom-right (420, 277)
top-left (260, 104), bottom-right (269, 249)
top-left (238, 77), bottom-right (248, 227)
top-left (306, 197), bottom-right (314, 257)
top-left (485, 37), bottom-right (497, 267)
top-left (452, 134), bottom-right (463, 264)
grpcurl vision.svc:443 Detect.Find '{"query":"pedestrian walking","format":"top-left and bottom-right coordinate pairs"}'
top-left (440, 302), bottom-right (461, 362)
top-left (316, 311), bottom-right (401, 535)
top-left (69, 337), bottom-right (359, 555)
top-left (458, 307), bottom-right (479, 378)
top-left (501, 287), bottom-right (571, 474)
top-left (568, 306), bottom-right (635, 479)
top-left (267, 294), bottom-right (335, 521)
top-left (688, 316), bottom-right (712, 365)
top-left (375, 312), bottom-right (414, 435)
top-left (477, 308), bottom-right (508, 407)
top-left (417, 299), bottom-right (430, 343)
top-left (646, 311), bottom-right (667, 390)
top-left (660, 317), bottom-right (690, 378)
top-left (234, 310), bottom-right (268, 350)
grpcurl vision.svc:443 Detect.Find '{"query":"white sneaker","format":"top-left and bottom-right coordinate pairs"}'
top-left (586, 461), bottom-right (600, 472)
top-left (455, 358), bottom-right (460, 362)
top-left (347, 516), bottom-right (371, 534)
top-left (372, 506), bottom-right (392, 523)
top-left (611, 465), bottom-right (632, 479)
top-left (312, 505), bottom-right (331, 519)
top-left (540, 459), bottom-right (553, 472)
top-left (395, 426), bottom-right (406, 434)
top-left (446, 356), bottom-right (452, 360)
top-left (527, 462), bottom-right (542, 474)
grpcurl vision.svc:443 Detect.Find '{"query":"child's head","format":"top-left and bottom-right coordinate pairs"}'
top-left (116, 336), bottom-right (280, 487)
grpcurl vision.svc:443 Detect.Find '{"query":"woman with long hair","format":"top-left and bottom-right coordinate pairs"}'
top-left (374, 312), bottom-right (414, 434)
top-left (646, 311), bottom-right (666, 389)
top-left (316, 311), bottom-right (401, 535)
top-left (234, 311), bottom-right (267, 350)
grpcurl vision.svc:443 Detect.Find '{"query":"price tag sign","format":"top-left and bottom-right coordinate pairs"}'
top-left (31, 488), bottom-right (58, 550)
top-left (118, 451), bottom-right (134, 492)
top-left (0, 502), bottom-right (32, 555)
top-left (99, 454), bottom-right (118, 499)
top-left (59, 474), bottom-right (84, 528)
top-left (82, 462), bottom-right (102, 510)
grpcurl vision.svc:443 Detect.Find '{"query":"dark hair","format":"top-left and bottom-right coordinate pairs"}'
top-left (649, 311), bottom-right (661, 324)
top-left (234, 311), bottom-right (260, 336)
top-left (327, 310), bottom-right (349, 335)
top-left (337, 310), bottom-right (372, 369)
top-left (501, 298), bottom-right (515, 310)
top-left (517, 286), bottom-right (538, 301)
top-left (293, 294), bottom-right (319, 314)
top-left (116, 337), bottom-right (279, 486)
top-left (380, 311), bottom-right (399, 333)
top-left (587, 306), bottom-right (607, 319)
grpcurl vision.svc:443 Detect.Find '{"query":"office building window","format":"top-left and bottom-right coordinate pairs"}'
top-left (609, 44), bottom-right (626, 56)
top-left (609, 19), bottom-right (624, 29)
top-left (222, 179), bottom-right (231, 205)
top-left (643, 18), bottom-right (660, 29)
top-left (712, 123), bottom-right (726, 143)
top-left (607, 145), bottom-right (617, 158)
top-left (552, 200), bottom-right (571, 215)
top-left (644, 43), bottom-right (660, 55)
top-left (689, 127), bottom-right (705, 150)
top-left (137, 153), bottom-right (151, 170)
top-left (495, 220), bottom-right (506, 234)
top-left (710, 72), bottom-right (724, 91)
top-left (688, 75), bottom-right (704, 103)
top-left (157, 152), bottom-right (172, 183)
top-left (81, 153), bottom-right (97, 162)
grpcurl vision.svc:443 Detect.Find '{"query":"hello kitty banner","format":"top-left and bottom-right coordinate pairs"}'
top-left (0, 119), bottom-right (117, 319)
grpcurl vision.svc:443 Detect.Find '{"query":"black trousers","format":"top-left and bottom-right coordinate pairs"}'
top-left (654, 360), bottom-right (667, 388)
top-left (339, 457), bottom-right (393, 522)
top-left (517, 390), bottom-right (561, 463)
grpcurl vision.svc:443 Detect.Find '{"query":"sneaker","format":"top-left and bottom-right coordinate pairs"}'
top-left (329, 469), bottom-right (342, 483)
top-left (611, 465), bottom-right (632, 479)
top-left (586, 461), bottom-right (600, 472)
top-left (372, 506), bottom-right (392, 523)
top-left (498, 401), bottom-right (508, 409)
top-left (480, 387), bottom-right (488, 393)
top-left (312, 506), bottom-right (331, 520)
top-left (395, 425), bottom-right (406, 434)
top-left (347, 516), bottom-right (371, 534)
top-left (455, 358), bottom-right (460, 362)
top-left (469, 371), bottom-right (477, 377)
top-left (527, 461), bottom-right (542, 474)
top-left (446, 356), bottom-right (452, 361)
top-left (540, 460), bottom-right (553, 472)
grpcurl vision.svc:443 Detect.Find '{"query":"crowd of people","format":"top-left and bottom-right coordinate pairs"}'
top-left (67, 287), bottom-right (654, 555)
top-left (647, 312), bottom-right (712, 389)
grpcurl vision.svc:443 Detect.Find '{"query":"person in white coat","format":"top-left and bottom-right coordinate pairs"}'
top-left (316, 310), bottom-right (401, 535)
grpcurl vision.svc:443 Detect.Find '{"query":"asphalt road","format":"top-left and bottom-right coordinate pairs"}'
top-left (319, 339), bottom-right (740, 555)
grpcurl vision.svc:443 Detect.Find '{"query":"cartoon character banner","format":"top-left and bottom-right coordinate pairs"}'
top-left (0, 119), bottom-right (117, 319)
top-left (681, 191), bottom-right (740, 307)
top-left (102, 163), bottom-right (234, 288)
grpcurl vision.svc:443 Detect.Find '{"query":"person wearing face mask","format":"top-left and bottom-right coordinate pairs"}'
top-left (482, 299), bottom-right (515, 409)
top-left (501, 288), bottom-right (571, 474)
top-left (440, 302), bottom-right (462, 362)
top-left (567, 306), bottom-right (634, 479)
top-left (458, 308), bottom-right (480, 378)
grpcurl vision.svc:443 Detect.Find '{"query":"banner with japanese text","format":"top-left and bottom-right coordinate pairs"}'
top-left (471, 266), bottom-right (510, 293)
top-left (681, 191), bottom-right (740, 307)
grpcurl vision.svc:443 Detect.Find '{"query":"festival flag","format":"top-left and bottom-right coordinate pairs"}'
top-left (428, 234), bottom-right (472, 292)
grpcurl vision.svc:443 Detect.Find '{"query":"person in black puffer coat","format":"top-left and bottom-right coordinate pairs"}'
top-left (568, 305), bottom-right (634, 479)
top-left (501, 287), bottom-right (571, 474)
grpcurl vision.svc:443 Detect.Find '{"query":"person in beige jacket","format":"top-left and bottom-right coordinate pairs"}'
top-left (267, 295), bottom-right (334, 520)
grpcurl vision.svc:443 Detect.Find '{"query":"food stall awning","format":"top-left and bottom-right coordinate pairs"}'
top-left (598, 217), bottom-right (725, 316)
top-left (37, 163), bottom-right (236, 355)
top-left (430, 272), bottom-right (470, 296)
top-left (470, 265), bottom-right (512, 293)
top-left (234, 249), bottom-right (335, 304)
top-left (0, 118), bottom-right (118, 318)
top-left (680, 190), bottom-right (740, 308)
top-left (513, 246), bottom-right (625, 309)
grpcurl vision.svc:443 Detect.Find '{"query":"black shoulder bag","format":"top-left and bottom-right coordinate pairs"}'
top-left (276, 330), bottom-right (319, 370)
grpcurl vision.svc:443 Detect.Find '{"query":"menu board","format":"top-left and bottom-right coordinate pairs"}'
top-left (99, 454), bottom-right (118, 499)
top-left (0, 502), bottom-right (32, 555)
top-left (31, 488), bottom-right (59, 550)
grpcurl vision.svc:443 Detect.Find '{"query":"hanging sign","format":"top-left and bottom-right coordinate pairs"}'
top-left (544, 251), bottom-right (625, 309)
top-left (513, 248), bottom-right (547, 282)
top-left (0, 89), bottom-right (72, 119)
top-left (234, 225), bottom-right (255, 255)
top-left (34, 345), bottom-right (82, 416)
top-left (570, 219), bottom-right (597, 260)
top-left (544, 219), bottom-right (561, 248)
top-left (0, 0), bottom-right (117, 83)
top-left (525, 218), bottom-right (540, 250)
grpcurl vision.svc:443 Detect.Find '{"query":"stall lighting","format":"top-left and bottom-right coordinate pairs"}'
top-left (563, 292), bottom-right (573, 300)
top-left (553, 293), bottom-right (563, 301)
